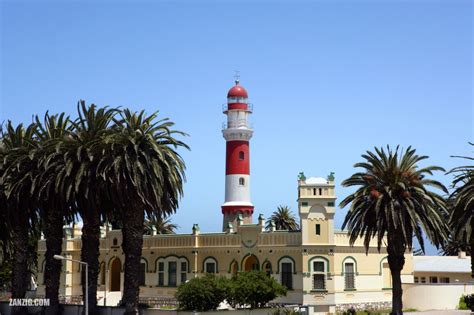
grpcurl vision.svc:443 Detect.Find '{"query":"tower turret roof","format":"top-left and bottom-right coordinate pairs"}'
top-left (227, 81), bottom-right (248, 98)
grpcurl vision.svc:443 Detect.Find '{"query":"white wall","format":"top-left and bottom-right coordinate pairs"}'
top-left (403, 283), bottom-right (474, 311)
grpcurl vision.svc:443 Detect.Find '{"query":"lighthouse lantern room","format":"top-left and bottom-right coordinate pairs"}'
top-left (221, 79), bottom-right (254, 231)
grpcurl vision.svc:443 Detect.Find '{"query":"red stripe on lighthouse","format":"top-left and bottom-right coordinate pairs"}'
top-left (226, 140), bottom-right (250, 175)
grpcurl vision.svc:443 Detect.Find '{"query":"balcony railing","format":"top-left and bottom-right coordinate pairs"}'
top-left (222, 103), bottom-right (253, 113)
top-left (222, 119), bottom-right (253, 130)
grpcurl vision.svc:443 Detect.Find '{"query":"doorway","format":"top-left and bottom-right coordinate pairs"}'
top-left (110, 258), bottom-right (121, 291)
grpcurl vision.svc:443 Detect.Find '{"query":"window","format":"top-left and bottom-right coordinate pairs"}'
top-left (239, 151), bottom-right (245, 160)
top-left (206, 262), bottom-right (216, 273)
top-left (168, 262), bottom-right (177, 286)
top-left (181, 261), bottom-right (187, 283)
top-left (203, 257), bottom-right (217, 273)
top-left (239, 177), bottom-right (245, 186)
top-left (281, 263), bottom-right (293, 289)
top-left (421, 277), bottom-right (426, 283)
top-left (344, 263), bottom-right (355, 290)
top-left (429, 276), bottom-right (438, 284)
top-left (158, 262), bottom-right (164, 286)
top-left (315, 224), bottom-right (321, 235)
top-left (113, 238), bottom-right (118, 246)
top-left (312, 260), bottom-right (326, 290)
top-left (414, 277), bottom-right (419, 283)
top-left (327, 202), bottom-right (335, 207)
top-left (313, 188), bottom-right (317, 195)
top-left (139, 262), bottom-right (146, 286)
top-left (302, 202), bottom-right (308, 206)
top-left (263, 261), bottom-right (272, 276)
top-left (319, 188), bottom-right (322, 195)
top-left (440, 277), bottom-right (450, 283)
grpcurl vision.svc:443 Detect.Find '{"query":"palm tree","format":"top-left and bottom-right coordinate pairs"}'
top-left (339, 146), bottom-right (448, 315)
top-left (34, 112), bottom-right (75, 315)
top-left (1, 121), bottom-right (41, 314)
top-left (448, 144), bottom-right (473, 309)
top-left (56, 101), bottom-right (118, 314)
top-left (96, 109), bottom-right (188, 314)
top-left (144, 216), bottom-right (179, 235)
top-left (265, 205), bottom-right (300, 231)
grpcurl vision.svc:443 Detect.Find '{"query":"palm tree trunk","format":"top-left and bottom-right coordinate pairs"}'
top-left (81, 210), bottom-right (101, 315)
top-left (387, 235), bottom-right (406, 315)
top-left (121, 207), bottom-right (145, 315)
top-left (10, 214), bottom-right (29, 315)
top-left (471, 236), bottom-right (474, 313)
top-left (44, 209), bottom-right (63, 315)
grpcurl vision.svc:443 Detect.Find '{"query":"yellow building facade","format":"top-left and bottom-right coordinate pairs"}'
top-left (36, 174), bottom-right (414, 313)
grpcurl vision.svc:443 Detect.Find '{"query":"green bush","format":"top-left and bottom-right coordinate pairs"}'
top-left (227, 271), bottom-right (287, 309)
top-left (176, 271), bottom-right (287, 311)
top-left (459, 294), bottom-right (474, 310)
top-left (175, 274), bottom-right (229, 311)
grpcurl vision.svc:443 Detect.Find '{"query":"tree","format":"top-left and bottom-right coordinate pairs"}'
top-left (55, 101), bottom-right (118, 314)
top-left (175, 274), bottom-right (228, 311)
top-left (96, 109), bottom-right (188, 314)
top-left (265, 205), bottom-right (299, 231)
top-left (1, 121), bottom-right (41, 315)
top-left (144, 216), bottom-right (178, 235)
top-left (34, 112), bottom-right (76, 315)
top-left (439, 235), bottom-right (471, 256)
top-left (227, 271), bottom-right (287, 309)
top-left (339, 146), bottom-right (448, 315)
top-left (448, 144), bottom-right (473, 311)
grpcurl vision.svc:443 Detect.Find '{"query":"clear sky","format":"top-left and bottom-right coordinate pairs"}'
top-left (1, 0), bottom-right (472, 255)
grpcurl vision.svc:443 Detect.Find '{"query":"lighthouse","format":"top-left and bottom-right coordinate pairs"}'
top-left (221, 79), bottom-right (254, 231)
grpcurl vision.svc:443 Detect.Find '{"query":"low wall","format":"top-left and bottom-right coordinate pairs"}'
top-left (402, 283), bottom-right (474, 311)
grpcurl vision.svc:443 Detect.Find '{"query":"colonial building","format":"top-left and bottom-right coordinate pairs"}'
top-left (36, 80), bottom-right (414, 313)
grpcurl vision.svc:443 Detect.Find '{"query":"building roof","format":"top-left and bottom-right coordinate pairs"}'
top-left (413, 255), bottom-right (471, 273)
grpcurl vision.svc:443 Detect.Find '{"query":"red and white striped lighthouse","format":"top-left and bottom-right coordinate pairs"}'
top-left (221, 79), bottom-right (254, 230)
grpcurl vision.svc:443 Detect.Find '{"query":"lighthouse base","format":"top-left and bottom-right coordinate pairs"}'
top-left (221, 205), bottom-right (254, 231)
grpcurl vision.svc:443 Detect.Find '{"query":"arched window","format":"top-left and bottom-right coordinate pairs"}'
top-left (230, 260), bottom-right (239, 275)
top-left (342, 257), bottom-right (357, 290)
top-left (239, 151), bottom-right (245, 160)
top-left (309, 257), bottom-right (328, 291)
top-left (262, 261), bottom-right (272, 276)
top-left (239, 177), bottom-right (245, 186)
top-left (203, 257), bottom-right (217, 273)
top-left (278, 257), bottom-right (294, 290)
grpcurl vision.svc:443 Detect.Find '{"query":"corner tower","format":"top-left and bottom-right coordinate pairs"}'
top-left (221, 79), bottom-right (254, 230)
top-left (297, 172), bottom-right (336, 245)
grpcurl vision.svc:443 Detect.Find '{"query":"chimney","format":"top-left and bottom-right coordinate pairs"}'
top-left (458, 251), bottom-right (467, 259)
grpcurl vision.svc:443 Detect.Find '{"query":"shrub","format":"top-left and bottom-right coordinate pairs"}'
top-left (459, 294), bottom-right (474, 310)
top-left (227, 271), bottom-right (287, 309)
top-left (175, 274), bottom-right (229, 311)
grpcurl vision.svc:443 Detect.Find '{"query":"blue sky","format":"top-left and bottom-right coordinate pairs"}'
top-left (1, 0), bottom-right (472, 255)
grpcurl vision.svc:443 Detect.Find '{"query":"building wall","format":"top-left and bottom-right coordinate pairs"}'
top-left (403, 283), bottom-right (474, 310)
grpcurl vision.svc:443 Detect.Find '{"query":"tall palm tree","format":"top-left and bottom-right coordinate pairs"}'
top-left (265, 205), bottom-right (300, 231)
top-left (96, 109), bottom-right (188, 314)
top-left (34, 112), bottom-right (75, 315)
top-left (339, 146), bottom-right (448, 315)
top-left (448, 144), bottom-right (473, 311)
top-left (144, 216), bottom-right (179, 235)
top-left (56, 101), bottom-right (118, 314)
top-left (1, 121), bottom-right (41, 315)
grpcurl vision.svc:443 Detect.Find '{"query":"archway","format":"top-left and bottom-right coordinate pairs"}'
top-left (109, 258), bottom-right (121, 291)
top-left (243, 255), bottom-right (259, 271)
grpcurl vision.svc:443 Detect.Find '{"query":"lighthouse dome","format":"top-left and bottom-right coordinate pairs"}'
top-left (227, 82), bottom-right (248, 98)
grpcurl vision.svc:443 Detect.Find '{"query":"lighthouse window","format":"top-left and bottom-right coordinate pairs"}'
top-left (319, 188), bottom-right (322, 195)
top-left (239, 151), bottom-right (245, 160)
top-left (239, 177), bottom-right (245, 186)
top-left (313, 188), bottom-right (316, 195)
